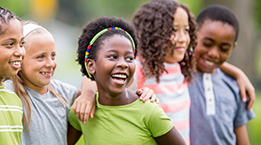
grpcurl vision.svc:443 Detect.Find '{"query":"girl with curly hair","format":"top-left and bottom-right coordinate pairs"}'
top-left (129, 0), bottom-right (196, 144)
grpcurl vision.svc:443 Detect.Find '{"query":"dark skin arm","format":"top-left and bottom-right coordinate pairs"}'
top-left (155, 127), bottom-right (186, 145)
top-left (67, 123), bottom-right (82, 145)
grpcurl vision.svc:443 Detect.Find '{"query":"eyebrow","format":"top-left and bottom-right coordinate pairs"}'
top-left (106, 49), bottom-right (134, 54)
top-left (204, 37), bottom-right (232, 46)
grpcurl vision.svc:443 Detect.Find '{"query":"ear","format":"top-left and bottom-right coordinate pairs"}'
top-left (86, 59), bottom-right (96, 75)
top-left (233, 42), bottom-right (237, 50)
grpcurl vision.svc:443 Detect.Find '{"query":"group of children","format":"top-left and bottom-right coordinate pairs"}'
top-left (0, 0), bottom-right (256, 144)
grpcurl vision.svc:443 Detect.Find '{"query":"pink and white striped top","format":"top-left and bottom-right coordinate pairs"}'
top-left (129, 59), bottom-right (190, 145)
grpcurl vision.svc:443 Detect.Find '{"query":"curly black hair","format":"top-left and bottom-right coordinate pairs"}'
top-left (0, 7), bottom-right (20, 34)
top-left (76, 17), bottom-right (138, 80)
top-left (197, 5), bottom-right (239, 42)
top-left (133, 0), bottom-right (196, 83)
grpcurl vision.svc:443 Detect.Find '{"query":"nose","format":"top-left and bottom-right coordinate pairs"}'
top-left (116, 57), bottom-right (128, 69)
top-left (46, 57), bottom-right (56, 68)
top-left (14, 45), bottom-right (24, 58)
top-left (208, 47), bottom-right (219, 60)
top-left (176, 31), bottom-right (187, 44)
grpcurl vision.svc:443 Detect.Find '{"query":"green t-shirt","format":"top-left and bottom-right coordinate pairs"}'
top-left (69, 97), bottom-right (173, 145)
top-left (0, 83), bottom-right (23, 145)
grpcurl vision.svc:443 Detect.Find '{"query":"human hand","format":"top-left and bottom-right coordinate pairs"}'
top-left (73, 94), bottom-right (96, 124)
top-left (236, 76), bottom-right (255, 110)
top-left (136, 87), bottom-right (159, 103)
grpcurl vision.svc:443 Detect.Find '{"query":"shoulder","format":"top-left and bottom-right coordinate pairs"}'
top-left (50, 79), bottom-right (78, 91)
top-left (216, 68), bottom-right (239, 91)
top-left (3, 79), bottom-right (14, 91)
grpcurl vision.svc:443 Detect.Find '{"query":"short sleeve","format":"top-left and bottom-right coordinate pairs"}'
top-left (147, 104), bottom-right (174, 137)
top-left (234, 100), bottom-right (255, 127)
top-left (68, 107), bottom-right (82, 131)
top-left (3, 80), bottom-right (14, 91)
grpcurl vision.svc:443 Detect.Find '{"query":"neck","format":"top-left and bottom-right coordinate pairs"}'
top-left (98, 89), bottom-right (131, 106)
top-left (0, 78), bottom-right (3, 87)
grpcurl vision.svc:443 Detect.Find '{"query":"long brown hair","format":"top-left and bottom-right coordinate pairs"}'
top-left (133, 0), bottom-right (196, 83)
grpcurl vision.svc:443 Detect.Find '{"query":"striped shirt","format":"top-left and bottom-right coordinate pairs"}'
top-left (0, 83), bottom-right (23, 145)
top-left (129, 60), bottom-right (190, 144)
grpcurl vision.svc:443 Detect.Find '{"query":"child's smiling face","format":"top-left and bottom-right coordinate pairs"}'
top-left (165, 7), bottom-right (190, 64)
top-left (20, 32), bottom-right (56, 93)
top-left (195, 20), bottom-right (236, 73)
top-left (90, 34), bottom-right (135, 96)
top-left (0, 19), bottom-right (24, 81)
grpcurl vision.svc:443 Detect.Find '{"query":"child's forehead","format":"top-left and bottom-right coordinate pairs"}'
top-left (198, 20), bottom-right (236, 42)
top-left (0, 19), bottom-right (22, 38)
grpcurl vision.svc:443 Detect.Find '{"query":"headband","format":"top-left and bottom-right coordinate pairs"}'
top-left (23, 23), bottom-right (47, 37)
top-left (84, 27), bottom-right (136, 78)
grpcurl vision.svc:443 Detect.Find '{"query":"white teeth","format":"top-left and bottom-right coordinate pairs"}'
top-left (112, 74), bottom-right (127, 79)
top-left (205, 60), bottom-right (214, 66)
top-left (11, 62), bottom-right (21, 65)
top-left (41, 72), bottom-right (51, 75)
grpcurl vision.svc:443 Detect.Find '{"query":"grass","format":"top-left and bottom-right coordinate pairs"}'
top-left (75, 93), bottom-right (261, 145)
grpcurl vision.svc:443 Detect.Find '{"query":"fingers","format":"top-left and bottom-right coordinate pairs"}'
top-left (138, 88), bottom-right (149, 102)
top-left (136, 87), bottom-right (159, 103)
top-left (90, 105), bottom-right (96, 118)
top-left (239, 86), bottom-right (247, 103)
top-left (73, 99), bottom-right (90, 124)
top-left (246, 87), bottom-right (255, 110)
top-left (82, 104), bottom-right (92, 124)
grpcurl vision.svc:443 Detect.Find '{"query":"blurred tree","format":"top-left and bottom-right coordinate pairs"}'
top-left (202, 0), bottom-right (257, 84)
top-left (30, 0), bottom-right (58, 21)
top-left (56, 0), bottom-right (149, 26)
top-left (0, 0), bottom-right (27, 17)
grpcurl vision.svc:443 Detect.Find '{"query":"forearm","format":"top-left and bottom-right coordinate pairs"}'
top-left (81, 76), bottom-right (97, 96)
top-left (220, 62), bottom-right (242, 78)
top-left (234, 125), bottom-right (250, 145)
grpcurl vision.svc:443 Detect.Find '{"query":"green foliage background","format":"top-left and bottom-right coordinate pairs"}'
top-left (1, 0), bottom-right (260, 144)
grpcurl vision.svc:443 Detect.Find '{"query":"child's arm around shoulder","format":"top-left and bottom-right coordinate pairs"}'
top-left (220, 62), bottom-right (255, 110)
top-left (73, 76), bottom-right (97, 124)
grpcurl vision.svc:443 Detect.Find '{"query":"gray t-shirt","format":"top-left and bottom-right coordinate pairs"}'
top-left (4, 79), bottom-right (78, 145)
top-left (189, 68), bottom-right (255, 145)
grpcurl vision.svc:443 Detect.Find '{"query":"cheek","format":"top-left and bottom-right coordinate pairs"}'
top-left (170, 34), bottom-right (175, 45)
top-left (129, 63), bottom-right (136, 77)
top-left (186, 35), bottom-right (191, 46)
top-left (220, 52), bottom-right (232, 63)
top-left (53, 60), bottom-right (57, 68)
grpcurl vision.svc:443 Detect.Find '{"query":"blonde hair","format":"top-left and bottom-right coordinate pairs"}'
top-left (11, 21), bottom-right (69, 131)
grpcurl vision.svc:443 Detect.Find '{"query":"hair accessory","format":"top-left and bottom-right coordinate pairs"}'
top-left (84, 27), bottom-right (136, 78)
top-left (23, 23), bottom-right (47, 37)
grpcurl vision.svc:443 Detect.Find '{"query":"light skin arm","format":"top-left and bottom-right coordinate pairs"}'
top-left (73, 76), bottom-right (97, 124)
top-left (234, 125), bottom-right (250, 145)
top-left (67, 123), bottom-right (82, 145)
top-left (220, 62), bottom-right (255, 110)
top-left (155, 127), bottom-right (186, 145)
